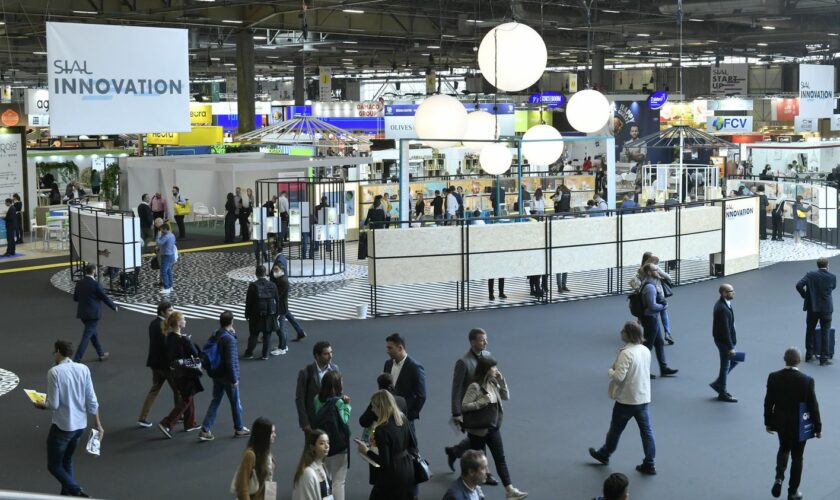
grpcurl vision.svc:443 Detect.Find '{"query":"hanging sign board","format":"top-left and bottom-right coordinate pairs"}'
top-left (647, 91), bottom-right (668, 110)
top-left (794, 116), bottom-right (819, 132)
top-left (0, 130), bottom-right (24, 207)
top-left (831, 114), bottom-right (840, 131)
top-left (47, 22), bottom-right (190, 135)
top-left (528, 91), bottom-right (565, 108)
top-left (189, 103), bottom-right (212, 126)
top-left (318, 67), bottom-right (332, 101)
top-left (710, 64), bottom-right (748, 96)
top-left (706, 116), bottom-right (753, 133)
top-left (25, 89), bottom-right (50, 126)
top-left (799, 64), bottom-right (836, 118)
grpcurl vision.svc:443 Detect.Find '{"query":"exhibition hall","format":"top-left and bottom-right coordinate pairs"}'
top-left (1, 1), bottom-right (840, 499)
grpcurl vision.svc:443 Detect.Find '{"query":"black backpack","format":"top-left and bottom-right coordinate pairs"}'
top-left (313, 397), bottom-right (349, 456)
top-left (628, 285), bottom-right (647, 318)
top-left (254, 279), bottom-right (277, 316)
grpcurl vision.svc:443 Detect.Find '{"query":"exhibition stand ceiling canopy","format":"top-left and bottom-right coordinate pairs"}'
top-left (236, 116), bottom-right (372, 146)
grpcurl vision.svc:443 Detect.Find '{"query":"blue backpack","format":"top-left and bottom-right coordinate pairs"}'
top-left (200, 331), bottom-right (231, 378)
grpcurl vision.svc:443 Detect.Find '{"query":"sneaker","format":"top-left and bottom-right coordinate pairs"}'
top-left (664, 334), bottom-right (675, 345)
top-left (137, 419), bottom-right (153, 428)
top-left (158, 423), bottom-right (172, 439)
top-left (771, 478), bottom-right (783, 498)
top-left (660, 367), bottom-right (679, 377)
top-left (160, 288), bottom-right (172, 294)
top-left (505, 486), bottom-right (529, 499)
top-left (588, 447), bottom-right (609, 465)
top-left (98, 352), bottom-right (110, 362)
top-left (636, 463), bottom-right (657, 475)
top-left (198, 429), bottom-right (214, 442)
top-left (270, 348), bottom-right (288, 356)
top-left (484, 473), bottom-right (499, 486)
top-left (185, 425), bottom-right (202, 432)
top-left (261, 356), bottom-right (269, 360)
top-left (235, 427), bottom-right (251, 437)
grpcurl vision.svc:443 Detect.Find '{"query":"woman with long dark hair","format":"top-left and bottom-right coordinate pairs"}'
top-left (48, 182), bottom-right (62, 205)
top-left (234, 417), bottom-right (276, 500)
top-left (364, 195), bottom-right (387, 229)
top-left (224, 192), bottom-right (237, 243)
top-left (158, 312), bottom-right (203, 438)
top-left (314, 371), bottom-right (351, 500)
top-left (532, 188), bottom-right (545, 215)
top-left (292, 429), bottom-right (332, 500)
top-left (461, 356), bottom-right (528, 499)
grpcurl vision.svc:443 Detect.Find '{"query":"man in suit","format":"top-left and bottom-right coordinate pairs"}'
top-left (136, 301), bottom-right (179, 428)
top-left (764, 347), bottom-right (821, 500)
top-left (3, 198), bottom-right (17, 256)
top-left (710, 283), bottom-right (739, 402)
top-left (443, 450), bottom-right (487, 500)
top-left (757, 185), bottom-right (770, 240)
top-left (796, 258), bottom-right (837, 365)
top-left (243, 265), bottom-right (279, 360)
top-left (383, 333), bottom-right (426, 432)
top-left (72, 264), bottom-right (118, 362)
top-left (137, 193), bottom-right (154, 244)
top-left (295, 341), bottom-right (339, 435)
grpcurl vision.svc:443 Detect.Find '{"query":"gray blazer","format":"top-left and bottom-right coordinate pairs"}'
top-left (295, 361), bottom-right (339, 429)
top-left (451, 349), bottom-right (490, 417)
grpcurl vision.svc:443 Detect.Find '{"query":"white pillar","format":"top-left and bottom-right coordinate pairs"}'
top-left (606, 137), bottom-right (616, 209)
top-left (399, 139), bottom-right (410, 228)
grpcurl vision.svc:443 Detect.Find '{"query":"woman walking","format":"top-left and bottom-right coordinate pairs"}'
top-left (224, 192), bottom-right (237, 243)
top-left (155, 219), bottom-right (177, 295)
top-left (630, 253), bottom-right (675, 345)
top-left (313, 371), bottom-right (351, 500)
top-left (355, 390), bottom-right (415, 500)
top-left (158, 312), bottom-right (203, 438)
top-left (292, 429), bottom-right (333, 500)
top-left (233, 417), bottom-right (276, 500)
top-left (461, 356), bottom-right (528, 499)
top-left (792, 195), bottom-right (810, 245)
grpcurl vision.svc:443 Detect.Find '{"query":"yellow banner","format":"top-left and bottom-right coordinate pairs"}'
top-left (146, 132), bottom-right (179, 145)
top-left (189, 104), bottom-right (212, 126)
top-left (146, 126), bottom-right (223, 146)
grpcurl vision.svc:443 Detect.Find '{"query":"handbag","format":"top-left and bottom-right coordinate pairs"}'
top-left (173, 356), bottom-right (203, 376)
top-left (661, 279), bottom-right (673, 298)
top-left (410, 450), bottom-right (432, 484)
top-left (797, 209), bottom-right (807, 218)
top-left (150, 256), bottom-right (160, 270)
top-left (229, 467), bottom-right (260, 496)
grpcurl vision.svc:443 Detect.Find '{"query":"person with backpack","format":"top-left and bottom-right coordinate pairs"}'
top-left (243, 265), bottom-right (280, 361)
top-left (313, 371), bottom-right (351, 500)
top-left (635, 264), bottom-right (678, 379)
top-left (198, 311), bottom-right (250, 442)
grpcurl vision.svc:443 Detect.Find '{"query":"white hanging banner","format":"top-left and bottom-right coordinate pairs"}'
top-left (710, 64), bottom-right (748, 96)
top-left (0, 132), bottom-right (23, 205)
top-left (831, 114), bottom-right (840, 131)
top-left (47, 22), bottom-right (190, 135)
top-left (798, 64), bottom-right (836, 119)
top-left (794, 115), bottom-right (820, 132)
top-left (25, 89), bottom-right (50, 127)
top-left (318, 67), bottom-right (332, 101)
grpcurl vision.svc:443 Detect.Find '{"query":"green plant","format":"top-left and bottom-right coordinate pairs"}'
top-left (37, 161), bottom-right (79, 185)
top-left (101, 163), bottom-right (121, 205)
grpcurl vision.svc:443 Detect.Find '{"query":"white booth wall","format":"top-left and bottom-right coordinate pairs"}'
top-left (745, 141), bottom-right (840, 173)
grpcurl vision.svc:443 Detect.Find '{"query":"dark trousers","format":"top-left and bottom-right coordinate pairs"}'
top-left (139, 368), bottom-right (181, 421)
top-left (597, 402), bottom-right (656, 466)
top-left (174, 215), bottom-right (185, 238)
top-left (285, 311), bottom-right (306, 338)
top-left (140, 225), bottom-right (152, 245)
top-left (760, 213), bottom-right (768, 239)
top-left (224, 214), bottom-right (236, 242)
top-left (4, 231), bottom-right (15, 255)
top-left (468, 428), bottom-right (512, 487)
top-left (776, 435), bottom-right (807, 495)
top-left (488, 278), bottom-right (505, 297)
top-left (253, 240), bottom-right (269, 265)
top-left (15, 213), bottom-right (23, 243)
top-left (555, 272), bottom-right (568, 291)
top-left (73, 319), bottom-right (104, 361)
top-left (772, 214), bottom-right (783, 240)
top-left (713, 345), bottom-right (738, 393)
top-left (239, 213), bottom-right (250, 241)
top-left (160, 393), bottom-right (195, 429)
top-left (47, 425), bottom-right (84, 495)
top-left (640, 314), bottom-right (668, 372)
top-left (805, 312), bottom-right (832, 360)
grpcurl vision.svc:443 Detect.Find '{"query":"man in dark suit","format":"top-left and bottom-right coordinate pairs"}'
top-left (136, 301), bottom-right (179, 428)
top-left (757, 185), bottom-right (769, 240)
top-left (72, 264), bottom-right (118, 362)
top-left (3, 198), bottom-right (17, 256)
top-left (765, 347), bottom-right (821, 500)
top-left (242, 265), bottom-right (279, 360)
top-left (796, 258), bottom-right (837, 365)
top-left (295, 341), bottom-right (339, 435)
top-left (137, 193), bottom-right (154, 244)
top-left (383, 333), bottom-right (426, 431)
top-left (710, 283), bottom-right (739, 402)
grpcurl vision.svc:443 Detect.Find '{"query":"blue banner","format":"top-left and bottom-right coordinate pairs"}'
top-left (385, 102), bottom-right (514, 117)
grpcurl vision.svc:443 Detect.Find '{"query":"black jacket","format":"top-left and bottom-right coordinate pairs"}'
top-left (137, 202), bottom-right (154, 229)
top-left (764, 367), bottom-right (821, 440)
top-left (145, 316), bottom-right (168, 370)
top-left (295, 361), bottom-right (340, 429)
top-left (366, 416), bottom-right (417, 500)
top-left (384, 356), bottom-right (427, 420)
top-left (3, 204), bottom-right (17, 230)
top-left (359, 392), bottom-right (407, 429)
top-left (365, 207), bottom-right (387, 229)
top-left (166, 332), bottom-right (203, 396)
top-left (269, 274), bottom-right (290, 315)
top-left (712, 298), bottom-right (736, 351)
top-left (73, 275), bottom-right (117, 320)
top-left (245, 278), bottom-right (279, 331)
top-left (796, 269), bottom-right (837, 314)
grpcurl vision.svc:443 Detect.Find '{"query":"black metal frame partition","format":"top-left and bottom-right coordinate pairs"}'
top-left (367, 198), bottom-right (730, 317)
top-left (68, 202), bottom-right (140, 295)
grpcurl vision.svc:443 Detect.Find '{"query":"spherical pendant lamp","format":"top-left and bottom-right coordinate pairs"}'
top-left (522, 125), bottom-right (564, 165)
top-left (462, 110), bottom-right (498, 152)
top-left (413, 94), bottom-right (468, 149)
top-left (479, 143), bottom-right (512, 175)
top-left (566, 89), bottom-right (611, 133)
top-left (477, 22), bottom-right (547, 92)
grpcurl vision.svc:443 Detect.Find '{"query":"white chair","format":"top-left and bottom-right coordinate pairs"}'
top-left (30, 217), bottom-right (48, 243)
top-left (192, 203), bottom-right (210, 226)
top-left (209, 207), bottom-right (225, 228)
top-left (45, 220), bottom-right (67, 251)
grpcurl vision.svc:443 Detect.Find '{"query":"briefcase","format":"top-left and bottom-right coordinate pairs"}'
top-left (813, 327), bottom-right (835, 358)
top-left (799, 401), bottom-right (815, 441)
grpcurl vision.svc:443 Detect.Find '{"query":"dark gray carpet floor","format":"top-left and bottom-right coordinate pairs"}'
top-left (3, 255), bottom-right (840, 500)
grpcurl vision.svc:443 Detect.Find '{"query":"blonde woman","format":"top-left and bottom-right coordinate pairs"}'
top-left (292, 429), bottom-right (332, 500)
top-left (355, 390), bottom-right (416, 500)
top-left (234, 417), bottom-right (276, 500)
top-left (629, 253), bottom-right (675, 345)
top-left (158, 312), bottom-right (203, 438)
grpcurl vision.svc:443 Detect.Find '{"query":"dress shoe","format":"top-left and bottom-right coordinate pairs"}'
top-left (788, 492), bottom-right (803, 500)
top-left (650, 374), bottom-right (657, 379)
top-left (484, 473), bottom-right (499, 486)
top-left (771, 478), bottom-right (783, 498)
top-left (664, 334), bottom-right (675, 345)
top-left (499, 293), bottom-right (507, 299)
top-left (293, 332), bottom-right (307, 342)
top-left (636, 463), bottom-right (657, 475)
top-left (820, 359), bottom-right (833, 366)
top-left (588, 447), bottom-right (609, 465)
top-left (660, 367), bottom-right (679, 377)
top-left (445, 446), bottom-right (457, 472)
top-left (562, 286), bottom-right (570, 292)
top-left (709, 381), bottom-right (723, 395)
top-left (489, 294), bottom-right (496, 301)
top-left (717, 393), bottom-right (738, 403)
top-left (805, 355), bottom-right (814, 362)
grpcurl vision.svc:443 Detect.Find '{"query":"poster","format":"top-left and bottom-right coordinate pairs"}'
top-left (772, 98), bottom-right (799, 121)
top-left (25, 89), bottom-right (50, 127)
top-left (794, 116), bottom-right (819, 132)
top-left (832, 115), bottom-right (840, 132)
top-left (0, 131), bottom-right (24, 208)
top-left (710, 64), bottom-right (748, 96)
top-left (612, 100), bottom-right (664, 165)
top-left (47, 22), bottom-right (190, 135)
top-left (318, 67), bottom-right (332, 101)
top-left (799, 64), bottom-right (836, 119)
top-left (344, 191), bottom-right (355, 216)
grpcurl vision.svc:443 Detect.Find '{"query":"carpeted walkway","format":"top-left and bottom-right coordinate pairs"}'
top-left (3, 255), bottom-right (840, 499)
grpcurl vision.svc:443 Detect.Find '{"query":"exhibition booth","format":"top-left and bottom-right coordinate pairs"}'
top-left (744, 141), bottom-right (840, 174)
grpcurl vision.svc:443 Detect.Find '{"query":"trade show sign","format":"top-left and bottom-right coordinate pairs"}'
top-left (528, 91), bottom-right (565, 108)
top-left (384, 103), bottom-right (515, 140)
top-left (831, 114), bottom-right (840, 132)
top-left (706, 116), bottom-right (753, 133)
top-left (723, 196), bottom-right (760, 275)
top-left (647, 91), bottom-right (668, 110)
top-left (710, 64), bottom-right (748, 96)
top-left (47, 22), bottom-right (190, 135)
top-left (794, 116), bottom-right (819, 132)
top-left (798, 64), bottom-right (836, 118)
top-left (25, 89), bottom-right (50, 127)
top-left (0, 130), bottom-right (24, 205)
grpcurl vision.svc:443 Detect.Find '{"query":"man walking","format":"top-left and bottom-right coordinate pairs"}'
top-left (34, 340), bottom-right (104, 497)
top-left (137, 194), bottom-right (154, 245)
top-left (296, 341), bottom-right (339, 435)
top-left (710, 283), bottom-right (739, 402)
top-left (445, 328), bottom-right (499, 485)
top-left (72, 264), bottom-right (118, 362)
top-left (278, 190), bottom-right (290, 243)
top-left (137, 301), bottom-right (180, 428)
top-left (443, 450), bottom-right (488, 500)
top-left (384, 333), bottom-right (427, 431)
top-left (198, 311), bottom-right (250, 441)
top-left (589, 321), bottom-right (657, 476)
top-left (243, 265), bottom-right (279, 360)
top-left (638, 264), bottom-right (678, 378)
top-left (796, 258), bottom-right (836, 365)
top-left (757, 185), bottom-right (769, 240)
top-left (3, 198), bottom-right (18, 256)
top-left (765, 347), bottom-right (821, 500)
top-left (171, 186), bottom-right (187, 239)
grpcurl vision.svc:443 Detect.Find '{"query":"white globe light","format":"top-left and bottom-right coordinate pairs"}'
top-left (480, 143), bottom-right (512, 175)
top-left (566, 89), bottom-right (611, 133)
top-left (477, 22), bottom-right (547, 92)
top-left (462, 111), bottom-right (498, 152)
top-left (522, 125), bottom-right (564, 165)
top-left (414, 94), bottom-right (468, 149)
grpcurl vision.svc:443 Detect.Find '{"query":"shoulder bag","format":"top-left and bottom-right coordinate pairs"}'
top-left (229, 467), bottom-right (260, 496)
top-left (461, 387), bottom-right (500, 430)
top-left (661, 278), bottom-right (674, 298)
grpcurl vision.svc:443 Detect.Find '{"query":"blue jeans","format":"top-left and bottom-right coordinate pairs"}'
top-left (201, 379), bottom-right (244, 432)
top-left (74, 319), bottom-right (103, 361)
top-left (252, 240), bottom-right (269, 265)
top-left (301, 233), bottom-right (313, 259)
top-left (276, 316), bottom-right (289, 350)
top-left (714, 345), bottom-right (738, 393)
top-left (659, 309), bottom-right (671, 335)
top-left (47, 425), bottom-right (84, 495)
top-left (285, 311), bottom-right (305, 337)
top-left (598, 402), bottom-right (656, 466)
top-left (641, 314), bottom-right (668, 372)
top-left (160, 254), bottom-right (175, 289)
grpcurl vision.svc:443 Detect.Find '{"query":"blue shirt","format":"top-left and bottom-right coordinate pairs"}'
top-left (46, 358), bottom-right (99, 432)
top-left (156, 231), bottom-right (176, 256)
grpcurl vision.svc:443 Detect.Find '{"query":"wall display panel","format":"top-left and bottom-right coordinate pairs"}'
top-left (549, 216), bottom-right (616, 247)
top-left (367, 225), bottom-right (462, 259)
top-left (369, 255), bottom-right (461, 286)
top-left (468, 250), bottom-right (548, 281)
top-left (0, 131), bottom-right (24, 206)
top-left (550, 244), bottom-right (618, 274)
top-left (467, 222), bottom-right (546, 254)
top-left (723, 197), bottom-right (759, 275)
top-left (621, 211), bottom-right (677, 241)
top-left (70, 207), bottom-right (142, 269)
top-left (725, 180), bottom-right (837, 229)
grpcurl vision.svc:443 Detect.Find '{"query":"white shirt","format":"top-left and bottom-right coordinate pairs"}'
top-left (279, 196), bottom-right (290, 214)
top-left (390, 355), bottom-right (407, 383)
top-left (316, 362), bottom-right (331, 382)
top-left (446, 193), bottom-right (458, 215)
top-left (725, 299), bottom-right (732, 308)
top-left (607, 343), bottom-right (651, 405)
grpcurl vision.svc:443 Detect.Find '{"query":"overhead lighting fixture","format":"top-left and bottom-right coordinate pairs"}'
top-left (343, 9), bottom-right (364, 14)
top-left (637, 33), bottom-right (650, 37)
top-left (466, 19), bottom-right (484, 24)
top-left (689, 18), bottom-right (704, 22)
top-left (0, 22), bottom-right (5, 25)
top-left (345, 49), bottom-right (359, 53)
top-left (427, 45), bottom-right (440, 49)
top-left (442, 34), bottom-right (456, 38)
top-left (757, 42), bottom-right (768, 46)
top-left (341, 58), bottom-right (353, 61)
top-left (210, 57), bottom-right (221, 61)
top-left (33, 51), bottom-right (47, 55)
top-left (72, 10), bottom-right (98, 14)
top-left (195, 0), bottom-right (216, 2)
top-left (829, 33), bottom-right (839, 37)
top-left (343, 41), bottom-right (358, 44)
top-left (265, 56), bottom-right (279, 59)
top-left (762, 25), bottom-right (776, 30)
top-left (602, 9), bottom-right (620, 13)
top-left (253, 36), bottom-right (267, 40)
top-left (557, 27), bottom-right (573, 31)
top-left (420, 53), bottom-right (430, 56)
top-left (222, 19), bottom-right (243, 24)
top-left (224, 63), bottom-right (235, 66)
top-left (348, 28), bottom-right (365, 32)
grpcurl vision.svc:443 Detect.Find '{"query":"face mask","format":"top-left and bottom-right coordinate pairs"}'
top-left (272, 272), bottom-right (281, 278)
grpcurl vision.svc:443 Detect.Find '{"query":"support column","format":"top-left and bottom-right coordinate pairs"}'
top-left (606, 137), bottom-right (616, 209)
top-left (294, 64), bottom-right (305, 105)
top-left (236, 29), bottom-right (256, 134)
top-left (398, 139), bottom-right (410, 228)
top-left (591, 49), bottom-right (606, 90)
